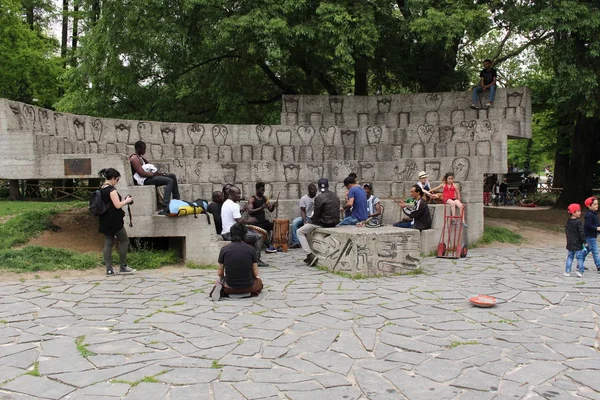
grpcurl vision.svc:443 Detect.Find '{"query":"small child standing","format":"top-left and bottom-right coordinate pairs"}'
top-left (583, 197), bottom-right (600, 272)
top-left (564, 203), bottom-right (588, 277)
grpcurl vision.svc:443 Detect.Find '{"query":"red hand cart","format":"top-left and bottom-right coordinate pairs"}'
top-left (437, 203), bottom-right (468, 259)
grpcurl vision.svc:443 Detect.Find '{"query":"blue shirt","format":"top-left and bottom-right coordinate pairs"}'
top-left (349, 186), bottom-right (368, 222)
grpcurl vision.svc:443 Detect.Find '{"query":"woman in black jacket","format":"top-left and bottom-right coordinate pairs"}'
top-left (98, 168), bottom-right (135, 276)
top-left (394, 185), bottom-right (432, 231)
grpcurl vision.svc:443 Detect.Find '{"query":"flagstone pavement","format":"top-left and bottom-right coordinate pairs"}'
top-left (0, 245), bottom-right (599, 400)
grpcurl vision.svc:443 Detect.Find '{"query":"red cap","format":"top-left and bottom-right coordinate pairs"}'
top-left (584, 196), bottom-right (596, 208)
top-left (567, 203), bottom-right (581, 214)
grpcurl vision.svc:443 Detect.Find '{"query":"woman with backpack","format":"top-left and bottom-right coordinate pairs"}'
top-left (98, 168), bottom-right (135, 276)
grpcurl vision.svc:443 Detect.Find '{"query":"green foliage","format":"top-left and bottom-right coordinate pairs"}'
top-left (0, 210), bottom-right (59, 249)
top-left (25, 361), bottom-right (40, 377)
top-left (185, 261), bottom-right (217, 270)
top-left (479, 226), bottom-right (523, 246)
top-left (0, 246), bottom-right (97, 272)
top-left (0, 200), bottom-right (82, 218)
top-left (120, 249), bottom-right (179, 270)
top-left (75, 335), bottom-right (97, 358)
top-left (0, 0), bottom-right (62, 107)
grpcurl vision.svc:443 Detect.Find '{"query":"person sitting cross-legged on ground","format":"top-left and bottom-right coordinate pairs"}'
top-left (363, 183), bottom-right (382, 225)
top-left (338, 176), bottom-right (368, 226)
top-left (291, 183), bottom-right (318, 248)
top-left (129, 140), bottom-right (180, 215)
top-left (394, 185), bottom-right (431, 231)
top-left (248, 182), bottom-right (279, 253)
top-left (220, 186), bottom-right (268, 268)
top-left (470, 58), bottom-right (497, 109)
top-left (431, 172), bottom-right (467, 226)
top-left (298, 178), bottom-right (340, 266)
top-left (211, 223), bottom-right (263, 301)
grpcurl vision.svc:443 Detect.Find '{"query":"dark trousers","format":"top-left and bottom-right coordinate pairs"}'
top-left (104, 228), bottom-right (128, 269)
top-left (144, 173), bottom-right (180, 209)
top-left (222, 231), bottom-right (263, 262)
top-left (251, 220), bottom-right (273, 247)
top-left (224, 277), bottom-right (263, 296)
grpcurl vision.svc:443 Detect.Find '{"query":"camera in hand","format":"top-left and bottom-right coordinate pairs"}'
top-left (126, 195), bottom-right (134, 205)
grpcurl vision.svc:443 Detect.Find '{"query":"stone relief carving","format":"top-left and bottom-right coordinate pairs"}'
top-left (284, 97), bottom-right (299, 113)
top-left (394, 159), bottom-right (417, 181)
top-left (424, 161), bottom-right (442, 181)
top-left (341, 130), bottom-right (357, 146)
top-left (218, 145), bottom-right (233, 162)
top-left (73, 119), bottom-right (86, 141)
top-left (297, 126), bottom-right (315, 145)
top-left (276, 129), bottom-right (292, 145)
top-left (161, 126), bottom-right (176, 144)
top-left (377, 98), bottom-right (391, 114)
top-left (360, 163), bottom-right (376, 182)
top-left (281, 145), bottom-right (295, 162)
top-left (187, 124), bottom-right (205, 144)
top-left (366, 126), bottom-right (383, 145)
top-left (452, 157), bottom-right (470, 181)
top-left (319, 126), bottom-right (336, 145)
top-left (417, 123), bottom-right (437, 143)
top-left (221, 163), bottom-right (237, 183)
top-left (308, 164), bottom-right (324, 180)
top-left (284, 164), bottom-right (300, 182)
top-left (425, 93), bottom-right (443, 109)
top-left (507, 91), bottom-right (523, 108)
top-left (329, 98), bottom-right (343, 114)
top-left (299, 146), bottom-right (313, 162)
top-left (256, 125), bottom-right (272, 144)
top-left (212, 125), bottom-right (228, 145)
top-left (91, 119), bottom-right (104, 142)
top-left (137, 122), bottom-right (153, 143)
top-left (38, 110), bottom-right (50, 134)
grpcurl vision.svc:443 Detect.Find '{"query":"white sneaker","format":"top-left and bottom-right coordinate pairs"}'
top-left (484, 102), bottom-right (491, 109)
top-left (576, 271), bottom-right (583, 278)
top-left (563, 272), bottom-right (570, 277)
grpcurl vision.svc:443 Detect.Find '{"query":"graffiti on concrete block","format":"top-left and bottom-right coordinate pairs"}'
top-left (366, 126), bottom-right (383, 144)
top-left (187, 124), bottom-right (205, 144)
top-left (212, 125), bottom-right (228, 145)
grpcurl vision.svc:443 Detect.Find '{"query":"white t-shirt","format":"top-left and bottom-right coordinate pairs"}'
top-left (299, 194), bottom-right (316, 218)
top-left (220, 199), bottom-right (241, 235)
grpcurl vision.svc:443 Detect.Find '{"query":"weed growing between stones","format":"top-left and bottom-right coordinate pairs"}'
top-left (75, 336), bottom-right (97, 358)
top-left (112, 370), bottom-right (168, 387)
top-left (186, 261), bottom-right (217, 269)
top-left (211, 360), bottom-right (224, 369)
top-left (449, 341), bottom-right (479, 348)
top-left (25, 362), bottom-right (40, 377)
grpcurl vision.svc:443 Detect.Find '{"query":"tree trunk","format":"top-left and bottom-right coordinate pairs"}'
top-left (72, 1), bottom-right (79, 66)
top-left (558, 114), bottom-right (600, 208)
top-left (91, 0), bottom-right (100, 24)
top-left (61, 0), bottom-right (69, 65)
top-left (8, 180), bottom-right (21, 200)
top-left (25, 4), bottom-right (34, 30)
top-left (354, 56), bottom-right (369, 96)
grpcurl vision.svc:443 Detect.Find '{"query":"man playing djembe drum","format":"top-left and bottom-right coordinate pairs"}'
top-left (220, 186), bottom-right (268, 268)
top-left (248, 182), bottom-right (279, 253)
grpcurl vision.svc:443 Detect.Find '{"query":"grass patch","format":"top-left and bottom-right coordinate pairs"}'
top-left (0, 200), bottom-right (83, 218)
top-left (0, 210), bottom-right (60, 249)
top-left (0, 246), bottom-right (98, 273)
top-left (449, 340), bottom-right (479, 348)
top-left (211, 360), bottom-right (224, 369)
top-left (186, 261), bottom-right (217, 269)
top-left (124, 249), bottom-right (179, 270)
top-left (76, 336), bottom-right (97, 358)
top-left (112, 371), bottom-right (168, 387)
top-left (25, 361), bottom-right (40, 377)
top-left (477, 225), bottom-right (523, 246)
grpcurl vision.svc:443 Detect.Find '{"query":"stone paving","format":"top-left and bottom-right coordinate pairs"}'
top-left (0, 245), bottom-right (599, 399)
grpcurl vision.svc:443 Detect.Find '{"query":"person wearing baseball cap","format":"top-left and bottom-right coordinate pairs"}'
top-left (583, 197), bottom-right (600, 272)
top-left (297, 178), bottom-right (340, 266)
top-left (564, 203), bottom-right (588, 277)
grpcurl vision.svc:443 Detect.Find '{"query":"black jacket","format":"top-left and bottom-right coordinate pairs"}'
top-left (402, 198), bottom-right (432, 231)
top-left (312, 190), bottom-right (340, 227)
top-left (565, 218), bottom-right (586, 251)
top-left (584, 211), bottom-right (599, 238)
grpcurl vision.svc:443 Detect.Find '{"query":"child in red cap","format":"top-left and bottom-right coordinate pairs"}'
top-left (564, 203), bottom-right (588, 277)
top-left (583, 196), bottom-right (600, 272)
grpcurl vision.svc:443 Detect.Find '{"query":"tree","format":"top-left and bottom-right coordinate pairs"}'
top-left (0, 0), bottom-right (62, 108)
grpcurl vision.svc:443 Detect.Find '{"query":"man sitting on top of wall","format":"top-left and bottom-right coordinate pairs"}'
top-left (129, 140), bottom-right (180, 215)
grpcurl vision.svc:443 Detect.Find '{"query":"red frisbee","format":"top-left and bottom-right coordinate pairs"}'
top-left (469, 294), bottom-right (497, 307)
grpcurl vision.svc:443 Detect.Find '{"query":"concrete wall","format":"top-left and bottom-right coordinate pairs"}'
top-left (0, 88), bottom-right (531, 262)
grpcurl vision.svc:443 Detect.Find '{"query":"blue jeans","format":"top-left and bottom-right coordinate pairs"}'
top-left (565, 249), bottom-right (587, 274)
top-left (292, 217), bottom-right (305, 245)
top-left (586, 237), bottom-right (600, 270)
top-left (394, 221), bottom-right (414, 228)
top-left (338, 216), bottom-right (360, 226)
top-left (472, 85), bottom-right (496, 104)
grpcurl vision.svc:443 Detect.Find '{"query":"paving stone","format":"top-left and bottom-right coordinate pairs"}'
top-left (168, 384), bottom-right (210, 400)
top-left (451, 368), bottom-right (499, 391)
top-left (354, 369), bottom-right (403, 399)
top-left (2, 375), bottom-right (75, 399)
top-left (383, 368), bottom-right (461, 400)
top-left (566, 370), bottom-right (600, 392)
top-left (233, 382), bottom-right (279, 399)
top-left (504, 361), bottom-right (566, 385)
top-left (415, 358), bottom-right (465, 383)
top-left (158, 368), bottom-right (219, 384)
top-left (219, 366), bottom-right (248, 382)
top-left (286, 386), bottom-right (363, 400)
top-left (63, 381), bottom-right (131, 397)
top-left (301, 352), bottom-right (354, 375)
top-left (39, 356), bottom-right (95, 375)
top-left (122, 382), bottom-right (169, 400)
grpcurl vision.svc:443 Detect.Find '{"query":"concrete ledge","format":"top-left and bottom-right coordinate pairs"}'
top-left (309, 226), bottom-right (421, 277)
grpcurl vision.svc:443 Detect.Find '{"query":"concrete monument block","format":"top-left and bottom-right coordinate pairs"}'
top-left (309, 226), bottom-right (421, 277)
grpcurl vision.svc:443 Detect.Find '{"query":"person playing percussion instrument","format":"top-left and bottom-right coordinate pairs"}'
top-left (211, 223), bottom-right (263, 301)
top-left (248, 182), bottom-right (279, 253)
top-left (298, 178), bottom-right (340, 266)
top-left (220, 186), bottom-right (268, 268)
top-left (291, 183), bottom-right (318, 248)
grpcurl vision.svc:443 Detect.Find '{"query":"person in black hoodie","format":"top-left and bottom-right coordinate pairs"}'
top-left (564, 203), bottom-right (588, 277)
top-left (297, 178), bottom-right (340, 266)
top-left (584, 197), bottom-right (600, 272)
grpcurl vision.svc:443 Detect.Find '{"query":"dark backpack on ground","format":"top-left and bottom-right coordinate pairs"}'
top-left (89, 190), bottom-right (108, 216)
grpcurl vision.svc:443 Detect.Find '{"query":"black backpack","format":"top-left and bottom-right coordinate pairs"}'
top-left (89, 190), bottom-right (108, 216)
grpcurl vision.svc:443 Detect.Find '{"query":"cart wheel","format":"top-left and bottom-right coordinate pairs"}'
top-left (460, 246), bottom-right (468, 258)
top-left (437, 243), bottom-right (446, 257)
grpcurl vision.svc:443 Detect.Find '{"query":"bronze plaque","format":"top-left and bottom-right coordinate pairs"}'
top-left (64, 158), bottom-right (92, 176)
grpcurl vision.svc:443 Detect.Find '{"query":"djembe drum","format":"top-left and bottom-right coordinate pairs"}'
top-left (272, 219), bottom-right (290, 252)
top-left (246, 225), bottom-right (268, 246)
